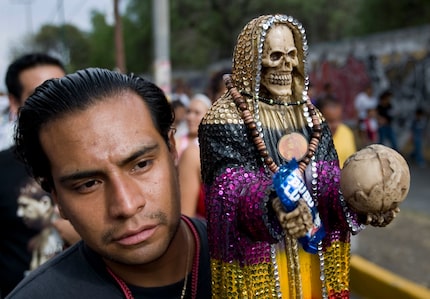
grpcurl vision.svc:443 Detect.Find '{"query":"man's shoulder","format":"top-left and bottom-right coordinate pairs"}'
top-left (185, 216), bottom-right (208, 251)
top-left (0, 147), bottom-right (25, 172)
top-left (185, 216), bottom-right (207, 237)
top-left (185, 217), bottom-right (212, 296)
top-left (5, 242), bottom-right (114, 299)
top-left (0, 146), bottom-right (14, 160)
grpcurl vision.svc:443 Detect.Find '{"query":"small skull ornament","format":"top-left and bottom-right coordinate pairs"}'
top-left (261, 25), bottom-right (298, 98)
top-left (340, 144), bottom-right (410, 215)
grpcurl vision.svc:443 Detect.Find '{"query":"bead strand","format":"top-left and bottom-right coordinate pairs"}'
top-left (223, 74), bottom-right (321, 174)
top-left (224, 74), bottom-right (279, 173)
top-left (298, 102), bottom-right (321, 173)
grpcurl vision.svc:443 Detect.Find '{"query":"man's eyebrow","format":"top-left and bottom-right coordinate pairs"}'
top-left (58, 144), bottom-right (160, 184)
top-left (117, 144), bottom-right (159, 167)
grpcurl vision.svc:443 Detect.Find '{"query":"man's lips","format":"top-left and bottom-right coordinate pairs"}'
top-left (114, 225), bottom-right (158, 246)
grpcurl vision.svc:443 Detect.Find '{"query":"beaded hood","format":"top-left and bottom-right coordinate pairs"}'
top-left (231, 14), bottom-right (308, 103)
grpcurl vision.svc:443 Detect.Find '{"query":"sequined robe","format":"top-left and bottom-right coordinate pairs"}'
top-left (199, 14), bottom-right (363, 299)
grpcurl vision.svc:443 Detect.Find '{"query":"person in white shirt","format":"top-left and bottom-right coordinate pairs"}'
top-left (354, 83), bottom-right (377, 147)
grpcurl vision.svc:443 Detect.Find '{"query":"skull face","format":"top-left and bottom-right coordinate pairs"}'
top-left (261, 25), bottom-right (298, 98)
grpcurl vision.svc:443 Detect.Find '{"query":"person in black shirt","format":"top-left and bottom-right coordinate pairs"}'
top-left (0, 53), bottom-right (67, 298)
top-left (377, 90), bottom-right (398, 150)
top-left (7, 68), bottom-right (211, 299)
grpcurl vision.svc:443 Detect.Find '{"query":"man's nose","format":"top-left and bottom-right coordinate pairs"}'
top-left (107, 174), bottom-right (146, 219)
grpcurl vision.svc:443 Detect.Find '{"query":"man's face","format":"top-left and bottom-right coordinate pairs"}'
top-left (39, 91), bottom-right (181, 267)
top-left (9, 65), bottom-right (65, 116)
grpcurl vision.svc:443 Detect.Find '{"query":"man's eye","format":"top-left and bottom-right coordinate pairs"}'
top-left (136, 160), bottom-right (148, 169)
top-left (75, 180), bottom-right (100, 193)
top-left (132, 160), bottom-right (152, 173)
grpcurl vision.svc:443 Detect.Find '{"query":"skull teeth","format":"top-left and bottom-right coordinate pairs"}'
top-left (269, 73), bottom-right (291, 85)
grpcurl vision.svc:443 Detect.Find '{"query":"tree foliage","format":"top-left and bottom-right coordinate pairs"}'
top-left (30, 24), bottom-right (90, 72)
top-left (122, 1), bottom-right (152, 74)
top-left (87, 11), bottom-right (115, 70)
top-left (24, 0), bottom-right (430, 74)
top-left (353, 0), bottom-right (430, 36)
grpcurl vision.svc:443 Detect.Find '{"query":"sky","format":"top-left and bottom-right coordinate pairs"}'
top-left (0, 0), bottom-right (117, 92)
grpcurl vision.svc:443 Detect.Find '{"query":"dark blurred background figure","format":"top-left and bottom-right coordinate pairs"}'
top-left (178, 94), bottom-right (212, 218)
top-left (317, 82), bottom-right (337, 102)
top-left (171, 99), bottom-right (188, 139)
top-left (377, 90), bottom-right (398, 151)
top-left (0, 53), bottom-right (80, 298)
top-left (175, 93), bottom-right (211, 158)
top-left (361, 107), bottom-right (379, 146)
top-left (206, 68), bottom-right (231, 103)
top-left (171, 78), bottom-right (191, 107)
top-left (308, 82), bottom-right (317, 105)
top-left (317, 95), bottom-right (357, 168)
top-left (16, 180), bottom-right (64, 273)
top-left (409, 107), bottom-right (428, 168)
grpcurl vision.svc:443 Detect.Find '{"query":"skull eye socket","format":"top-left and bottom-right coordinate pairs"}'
top-left (288, 49), bottom-right (298, 59)
top-left (270, 51), bottom-right (283, 61)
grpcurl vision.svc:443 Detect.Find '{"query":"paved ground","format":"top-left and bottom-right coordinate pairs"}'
top-left (351, 154), bottom-right (430, 290)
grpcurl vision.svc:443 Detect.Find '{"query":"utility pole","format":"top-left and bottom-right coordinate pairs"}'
top-left (57, 0), bottom-right (69, 65)
top-left (152, 0), bottom-right (171, 97)
top-left (114, 0), bottom-right (126, 73)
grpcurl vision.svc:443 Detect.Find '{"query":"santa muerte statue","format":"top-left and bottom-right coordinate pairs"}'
top-left (199, 14), bottom-right (410, 299)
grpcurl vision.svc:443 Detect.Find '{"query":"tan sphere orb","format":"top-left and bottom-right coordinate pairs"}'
top-left (340, 144), bottom-right (410, 214)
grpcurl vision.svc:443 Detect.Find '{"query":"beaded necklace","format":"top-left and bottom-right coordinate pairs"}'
top-left (241, 91), bottom-right (307, 107)
top-left (224, 74), bottom-right (321, 174)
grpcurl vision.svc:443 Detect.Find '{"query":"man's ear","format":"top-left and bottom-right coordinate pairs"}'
top-left (168, 128), bottom-right (179, 166)
top-left (51, 190), bottom-right (68, 220)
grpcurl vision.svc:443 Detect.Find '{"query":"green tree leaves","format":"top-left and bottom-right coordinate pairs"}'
top-left (19, 0), bottom-right (430, 74)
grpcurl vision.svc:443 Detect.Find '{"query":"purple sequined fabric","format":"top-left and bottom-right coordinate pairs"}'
top-left (315, 160), bottom-right (351, 247)
top-left (205, 165), bottom-right (278, 264)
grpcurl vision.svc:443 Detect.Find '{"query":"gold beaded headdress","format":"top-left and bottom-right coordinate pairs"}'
top-left (231, 14), bottom-right (309, 103)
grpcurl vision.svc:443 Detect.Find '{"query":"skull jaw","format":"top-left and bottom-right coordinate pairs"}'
top-left (261, 72), bottom-right (293, 100)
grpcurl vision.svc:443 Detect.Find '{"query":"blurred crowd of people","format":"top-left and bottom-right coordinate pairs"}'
top-left (0, 47), bottom-right (428, 297)
top-left (0, 49), bottom-right (427, 295)
top-left (171, 68), bottom-right (229, 219)
top-left (313, 81), bottom-right (428, 169)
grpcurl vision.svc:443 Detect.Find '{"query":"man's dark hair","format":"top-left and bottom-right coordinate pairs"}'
top-left (14, 68), bottom-right (174, 192)
top-left (5, 53), bottom-right (65, 101)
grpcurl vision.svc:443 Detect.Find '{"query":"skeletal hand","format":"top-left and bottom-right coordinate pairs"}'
top-left (365, 207), bottom-right (400, 227)
top-left (272, 197), bottom-right (313, 238)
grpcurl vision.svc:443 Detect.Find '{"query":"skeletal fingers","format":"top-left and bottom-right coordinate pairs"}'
top-left (272, 197), bottom-right (313, 238)
top-left (366, 207), bottom-right (400, 227)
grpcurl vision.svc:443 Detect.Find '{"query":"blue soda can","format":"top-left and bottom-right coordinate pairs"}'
top-left (273, 159), bottom-right (325, 254)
